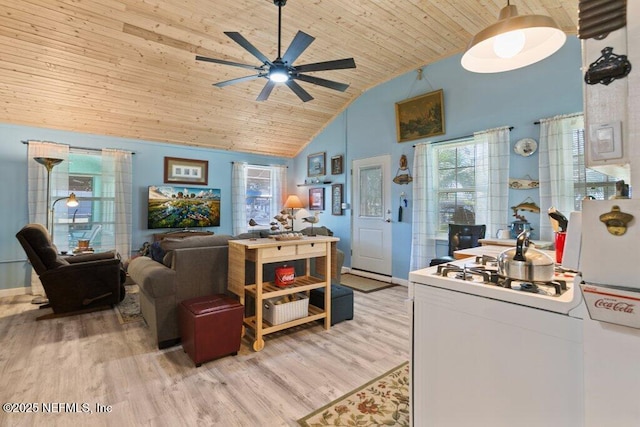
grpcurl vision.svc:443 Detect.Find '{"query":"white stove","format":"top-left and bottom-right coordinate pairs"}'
top-left (409, 254), bottom-right (584, 315)
top-left (409, 250), bottom-right (586, 427)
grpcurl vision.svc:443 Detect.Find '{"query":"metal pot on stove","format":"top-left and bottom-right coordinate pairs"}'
top-left (497, 231), bottom-right (555, 282)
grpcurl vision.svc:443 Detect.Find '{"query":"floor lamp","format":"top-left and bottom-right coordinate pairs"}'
top-left (33, 157), bottom-right (64, 304)
top-left (51, 192), bottom-right (79, 234)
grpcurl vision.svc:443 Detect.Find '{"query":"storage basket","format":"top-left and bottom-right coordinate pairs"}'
top-left (263, 293), bottom-right (309, 325)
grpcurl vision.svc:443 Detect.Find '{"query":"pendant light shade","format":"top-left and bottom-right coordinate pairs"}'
top-left (461, 3), bottom-right (566, 73)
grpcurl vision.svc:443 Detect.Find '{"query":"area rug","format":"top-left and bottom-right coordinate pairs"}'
top-left (115, 285), bottom-right (144, 324)
top-left (298, 362), bottom-right (410, 427)
top-left (340, 273), bottom-right (397, 293)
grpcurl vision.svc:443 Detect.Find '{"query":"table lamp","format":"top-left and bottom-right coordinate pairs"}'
top-left (283, 195), bottom-right (304, 232)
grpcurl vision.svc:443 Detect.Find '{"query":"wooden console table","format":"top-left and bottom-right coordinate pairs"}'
top-left (228, 236), bottom-right (339, 351)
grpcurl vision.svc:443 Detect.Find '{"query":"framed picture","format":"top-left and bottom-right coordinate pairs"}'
top-left (307, 152), bottom-right (326, 177)
top-left (395, 89), bottom-right (445, 143)
top-left (331, 184), bottom-right (343, 215)
top-left (164, 157), bottom-right (208, 185)
top-left (308, 188), bottom-right (324, 210)
top-left (331, 155), bottom-right (343, 175)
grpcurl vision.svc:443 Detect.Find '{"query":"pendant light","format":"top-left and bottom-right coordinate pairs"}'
top-left (461, 1), bottom-right (566, 73)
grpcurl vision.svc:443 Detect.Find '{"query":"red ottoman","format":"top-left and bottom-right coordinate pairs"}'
top-left (179, 294), bottom-right (243, 367)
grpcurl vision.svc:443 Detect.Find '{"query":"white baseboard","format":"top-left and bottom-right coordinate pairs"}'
top-left (0, 287), bottom-right (31, 298)
top-left (344, 268), bottom-right (408, 288)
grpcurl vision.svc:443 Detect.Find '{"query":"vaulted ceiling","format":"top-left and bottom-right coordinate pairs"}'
top-left (0, 0), bottom-right (578, 157)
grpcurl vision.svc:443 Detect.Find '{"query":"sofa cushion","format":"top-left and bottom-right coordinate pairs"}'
top-left (149, 241), bottom-right (165, 263)
top-left (300, 226), bottom-right (333, 236)
top-left (160, 234), bottom-right (233, 252)
top-left (160, 234), bottom-right (234, 267)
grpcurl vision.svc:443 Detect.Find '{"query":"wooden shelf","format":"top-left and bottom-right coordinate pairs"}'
top-left (297, 181), bottom-right (332, 187)
top-left (244, 275), bottom-right (325, 298)
top-left (243, 305), bottom-right (326, 335)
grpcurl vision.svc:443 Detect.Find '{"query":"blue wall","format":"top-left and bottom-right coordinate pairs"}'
top-left (292, 36), bottom-right (584, 281)
top-left (0, 36), bottom-right (583, 292)
top-left (0, 125), bottom-right (289, 293)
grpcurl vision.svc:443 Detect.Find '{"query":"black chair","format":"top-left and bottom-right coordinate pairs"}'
top-left (430, 224), bottom-right (487, 266)
top-left (16, 223), bottom-right (125, 320)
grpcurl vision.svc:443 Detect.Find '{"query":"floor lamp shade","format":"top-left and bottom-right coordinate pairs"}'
top-left (461, 3), bottom-right (566, 73)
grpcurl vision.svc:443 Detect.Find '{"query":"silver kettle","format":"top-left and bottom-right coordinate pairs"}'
top-left (497, 231), bottom-right (555, 282)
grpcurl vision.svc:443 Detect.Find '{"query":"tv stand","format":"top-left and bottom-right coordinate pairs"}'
top-left (153, 230), bottom-right (213, 242)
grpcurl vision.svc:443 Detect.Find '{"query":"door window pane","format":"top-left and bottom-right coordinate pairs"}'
top-left (359, 165), bottom-right (383, 217)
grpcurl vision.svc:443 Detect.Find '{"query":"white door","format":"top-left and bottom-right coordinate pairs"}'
top-left (351, 155), bottom-right (392, 276)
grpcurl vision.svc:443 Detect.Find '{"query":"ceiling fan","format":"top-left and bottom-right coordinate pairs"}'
top-left (196, 0), bottom-right (356, 102)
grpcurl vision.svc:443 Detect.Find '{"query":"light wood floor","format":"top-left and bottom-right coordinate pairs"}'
top-left (0, 285), bottom-right (409, 426)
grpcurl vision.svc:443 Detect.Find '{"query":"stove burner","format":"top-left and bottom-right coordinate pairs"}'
top-left (434, 261), bottom-right (569, 296)
top-left (518, 282), bottom-right (539, 293)
top-left (499, 277), bottom-right (567, 296)
top-left (475, 255), bottom-right (498, 266)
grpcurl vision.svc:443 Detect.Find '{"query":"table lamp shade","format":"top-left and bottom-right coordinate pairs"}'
top-left (283, 195), bottom-right (304, 209)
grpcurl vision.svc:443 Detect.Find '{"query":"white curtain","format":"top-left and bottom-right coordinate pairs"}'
top-left (410, 126), bottom-right (510, 271)
top-left (271, 165), bottom-right (288, 216)
top-left (102, 149), bottom-right (133, 259)
top-left (474, 126), bottom-right (511, 237)
top-left (538, 113), bottom-right (583, 241)
top-left (27, 141), bottom-right (69, 296)
top-left (231, 162), bottom-right (248, 235)
top-left (410, 143), bottom-right (437, 271)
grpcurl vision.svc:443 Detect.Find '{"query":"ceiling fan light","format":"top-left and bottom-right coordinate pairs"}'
top-left (269, 68), bottom-right (289, 82)
top-left (461, 4), bottom-right (566, 73)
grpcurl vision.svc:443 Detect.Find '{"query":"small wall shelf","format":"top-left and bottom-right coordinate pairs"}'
top-left (297, 181), bottom-right (332, 187)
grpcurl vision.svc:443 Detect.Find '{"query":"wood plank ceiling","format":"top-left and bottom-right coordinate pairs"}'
top-left (0, 0), bottom-right (578, 158)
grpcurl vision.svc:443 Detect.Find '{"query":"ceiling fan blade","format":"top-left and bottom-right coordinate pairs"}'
top-left (285, 80), bottom-right (313, 102)
top-left (294, 58), bottom-right (356, 73)
top-left (224, 32), bottom-right (272, 65)
top-left (196, 55), bottom-right (262, 71)
top-left (293, 74), bottom-right (350, 92)
top-left (281, 31), bottom-right (315, 65)
top-left (214, 74), bottom-right (263, 88)
top-left (256, 80), bottom-right (276, 102)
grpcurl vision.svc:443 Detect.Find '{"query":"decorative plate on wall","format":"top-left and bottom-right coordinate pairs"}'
top-left (514, 138), bottom-right (538, 156)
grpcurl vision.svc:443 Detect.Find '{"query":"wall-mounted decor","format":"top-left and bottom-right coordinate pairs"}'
top-left (331, 155), bottom-right (343, 175)
top-left (147, 185), bottom-right (220, 229)
top-left (578, 0), bottom-right (626, 40)
top-left (513, 138), bottom-right (538, 156)
top-left (307, 152), bottom-right (326, 177)
top-left (509, 175), bottom-right (539, 189)
top-left (395, 89), bottom-right (445, 143)
top-left (331, 184), bottom-right (343, 215)
top-left (309, 187), bottom-right (324, 210)
top-left (164, 157), bottom-right (208, 185)
top-left (393, 154), bottom-right (413, 184)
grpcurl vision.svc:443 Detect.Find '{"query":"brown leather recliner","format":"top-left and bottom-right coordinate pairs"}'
top-left (16, 223), bottom-right (125, 319)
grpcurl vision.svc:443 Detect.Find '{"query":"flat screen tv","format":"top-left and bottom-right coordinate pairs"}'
top-left (148, 185), bottom-right (221, 229)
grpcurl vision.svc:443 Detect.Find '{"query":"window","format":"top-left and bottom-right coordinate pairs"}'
top-left (435, 138), bottom-right (478, 233)
top-left (52, 150), bottom-right (114, 252)
top-left (245, 166), bottom-right (275, 226)
top-left (572, 129), bottom-right (617, 210)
